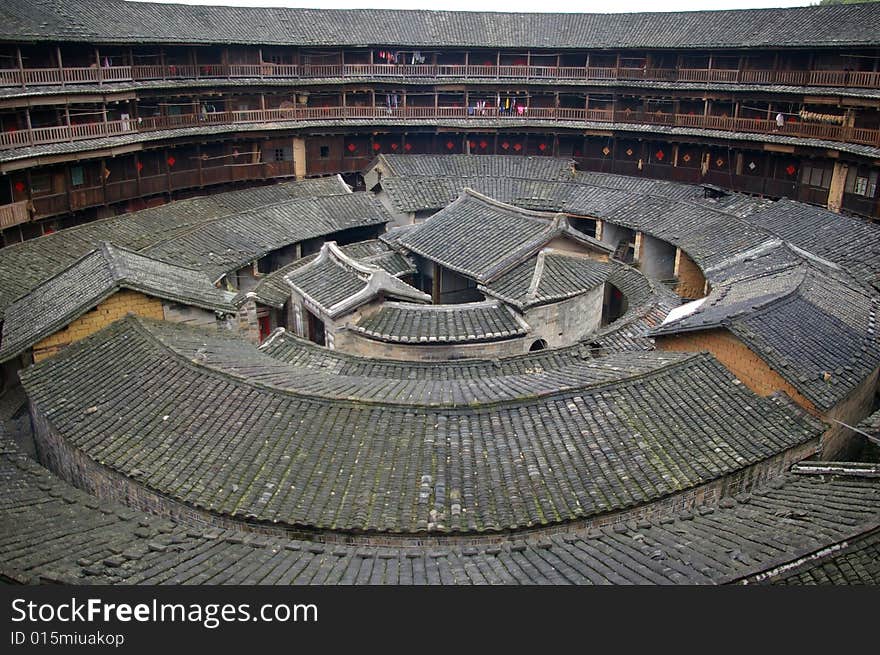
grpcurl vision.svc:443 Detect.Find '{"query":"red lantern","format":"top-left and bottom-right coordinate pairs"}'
top-left (479, 140), bottom-right (488, 150)
top-left (513, 143), bottom-right (522, 152)
top-left (347, 142), bottom-right (357, 152)
top-left (655, 150), bottom-right (664, 161)
top-left (786, 164), bottom-right (796, 176)
top-left (404, 143), bottom-right (412, 152)
top-left (14, 181), bottom-right (26, 193)
top-left (372, 142), bottom-right (381, 151)
top-left (445, 141), bottom-right (455, 150)
top-left (390, 142), bottom-right (399, 151)
top-left (166, 156), bottom-right (176, 167)
top-left (136, 161), bottom-right (144, 172)
top-left (501, 141), bottom-right (509, 150)
top-left (538, 143), bottom-right (547, 152)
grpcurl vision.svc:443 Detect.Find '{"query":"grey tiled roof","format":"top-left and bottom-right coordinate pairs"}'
top-left (399, 189), bottom-right (572, 283)
top-left (652, 259), bottom-right (880, 410)
top-left (0, 242), bottom-right (235, 362)
top-left (2, 436), bottom-right (879, 585)
top-left (740, 199), bottom-right (880, 294)
top-left (146, 317), bottom-right (689, 407)
top-left (248, 239), bottom-right (415, 309)
top-left (283, 242), bottom-right (427, 319)
top-left (0, 1), bottom-right (877, 48)
top-left (141, 193), bottom-right (390, 281)
top-left (376, 154), bottom-right (577, 181)
top-left (351, 300), bottom-right (528, 344)
top-left (770, 529), bottom-right (880, 586)
top-left (20, 315), bottom-right (822, 537)
top-left (481, 251), bottom-right (611, 310)
top-left (0, 176), bottom-right (352, 319)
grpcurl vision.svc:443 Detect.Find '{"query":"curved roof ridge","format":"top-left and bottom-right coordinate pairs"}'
top-left (31, 313), bottom-right (724, 414)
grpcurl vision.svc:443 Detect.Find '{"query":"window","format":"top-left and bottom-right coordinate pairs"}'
top-left (30, 172), bottom-right (52, 195)
top-left (846, 168), bottom-right (878, 198)
top-left (800, 164), bottom-right (832, 189)
top-left (319, 145), bottom-right (330, 159)
top-left (273, 147), bottom-right (292, 162)
top-left (70, 166), bottom-right (84, 187)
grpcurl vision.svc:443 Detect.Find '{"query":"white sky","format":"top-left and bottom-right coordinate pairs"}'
top-left (133, 0), bottom-right (816, 14)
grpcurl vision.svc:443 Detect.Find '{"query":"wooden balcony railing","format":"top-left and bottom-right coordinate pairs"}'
top-left (1, 62), bottom-right (880, 89)
top-left (0, 200), bottom-right (30, 228)
top-left (2, 106), bottom-right (877, 152)
top-left (3, 159), bottom-right (297, 225)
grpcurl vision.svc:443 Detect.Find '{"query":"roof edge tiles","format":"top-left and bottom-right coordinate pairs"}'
top-left (284, 241), bottom-right (429, 319)
top-left (350, 299), bottom-right (531, 344)
top-left (1, 2), bottom-right (877, 48)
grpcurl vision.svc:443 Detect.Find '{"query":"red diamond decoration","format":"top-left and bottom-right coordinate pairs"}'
top-left (655, 150), bottom-right (664, 161)
top-left (166, 156), bottom-right (176, 167)
top-left (347, 142), bottom-right (357, 152)
top-left (625, 148), bottom-right (633, 156)
top-left (716, 158), bottom-right (724, 167)
top-left (14, 181), bottom-right (25, 193)
top-left (479, 140), bottom-right (488, 149)
top-left (501, 141), bottom-right (510, 150)
top-left (682, 153), bottom-right (691, 163)
top-left (372, 143), bottom-right (381, 151)
top-left (513, 143), bottom-right (522, 151)
top-left (602, 146), bottom-right (611, 156)
top-left (786, 164), bottom-right (796, 176)
top-left (446, 141), bottom-right (455, 150)
top-left (404, 143), bottom-right (412, 151)
top-left (390, 142), bottom-right (398, 151)
top-left (538, 143), bottom-right (547, 151)
top-left (469, 141), bottom-right (477, 150)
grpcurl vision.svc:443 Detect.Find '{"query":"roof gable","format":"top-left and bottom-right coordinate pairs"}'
top-left (0, 242), bottom-right (235, 362)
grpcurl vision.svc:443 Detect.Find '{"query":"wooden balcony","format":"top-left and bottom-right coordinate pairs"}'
top-left (2, 106), bottom-right (877, 154)
top-left (0, 200), bottom-right (30, 229)
top-left (1, 62), bottom-right (879, 89)
top-left (10, 160), bottom-right (297, 224)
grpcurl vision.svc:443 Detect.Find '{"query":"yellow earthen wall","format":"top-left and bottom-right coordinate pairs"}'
top-left (33, 290), bottom-right (164, 362)
top-left (655, 328), bottom-right (818, 414)
top-left (674, 250), bottom-right (707, 299)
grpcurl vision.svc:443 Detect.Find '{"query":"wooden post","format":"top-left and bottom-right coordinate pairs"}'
top-left (95, 46), bottom-right (102, 84)
top-left (432, 263), bottom-right (441, 303)
top-left (56, 46), bottom-right (64, 86)
top-left (827, 161), bottom-right (848, 213)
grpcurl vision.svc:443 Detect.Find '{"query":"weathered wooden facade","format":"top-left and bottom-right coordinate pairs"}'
top-left (0, 1), bottom-right (878, 244)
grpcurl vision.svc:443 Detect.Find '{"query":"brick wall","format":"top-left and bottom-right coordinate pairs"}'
top-left (32, 290), bottom-right (164, 362)
top-left (674, 249), bottom-right (707, 299)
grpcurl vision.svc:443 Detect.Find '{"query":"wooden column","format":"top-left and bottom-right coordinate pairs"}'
top-left (827, 161), bottom-right (848, 213)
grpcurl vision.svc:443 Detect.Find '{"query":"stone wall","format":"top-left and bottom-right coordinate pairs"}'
top-left (334, 330), bottom-right (530, 361)
top-left (523, 284), bottom-right (604, 349)
top-left (32, 290), bottom-right (164, 362)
